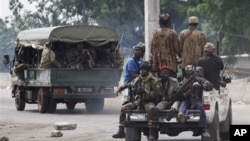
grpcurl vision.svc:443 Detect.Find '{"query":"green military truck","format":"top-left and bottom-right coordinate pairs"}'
top-left (3, 25), bottom-right (123, 113)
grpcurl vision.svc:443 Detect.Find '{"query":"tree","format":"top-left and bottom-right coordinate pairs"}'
top-left (197, 0), bottom-right (250, 57)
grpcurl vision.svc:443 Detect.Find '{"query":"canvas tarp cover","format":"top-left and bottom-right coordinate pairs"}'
top-left (17, 25), bottom-right (119, 49)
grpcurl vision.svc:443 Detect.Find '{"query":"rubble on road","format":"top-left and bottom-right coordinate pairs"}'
top-left (54, 122), bottom-right (77, 130)
top-left (50, 130), bottom-right (63, 137)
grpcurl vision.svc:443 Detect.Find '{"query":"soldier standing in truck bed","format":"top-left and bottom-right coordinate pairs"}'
top-left (179, 16), bottom-right (207, 79)
top-left (150, 13), bottom-right (181, 78)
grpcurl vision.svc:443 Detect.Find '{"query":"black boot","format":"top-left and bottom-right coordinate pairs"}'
top-left (148, 127), bottom-right (158, 141)
top-left (112, 126), bottom-right (125, 138)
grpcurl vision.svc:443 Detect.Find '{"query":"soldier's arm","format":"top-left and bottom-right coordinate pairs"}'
top-left (173, 31), bottom-right (182, 58)
top-left (200, 33), bottom-right (207, 56)
top-left (179, 31), bottom-right (185, 49)
top-left (149, 79), bottom-right (161, 98)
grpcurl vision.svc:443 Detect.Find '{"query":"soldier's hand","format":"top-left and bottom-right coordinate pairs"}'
top-left (115, 85), bottom-right (126, 96)
top-left (138, 87), bottom-right (145, 94)
top-left (183, 90), bottom-right (192, 98)
top-left (115, 87), bottom-right (122, 97)
top-left (193, 82), bottom-right (201, 88)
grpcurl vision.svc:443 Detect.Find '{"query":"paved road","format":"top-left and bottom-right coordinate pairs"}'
top-left (0, 88), bottom-right (250, 141)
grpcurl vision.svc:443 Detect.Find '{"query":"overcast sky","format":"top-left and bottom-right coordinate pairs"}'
top-left (0, 0), bottom-right (35, 19)
top-left (0, 1), bottom-right (11, 19)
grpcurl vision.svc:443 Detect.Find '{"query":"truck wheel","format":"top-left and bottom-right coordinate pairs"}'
top-left (220, 103), bottom-right (232, 140)
top-left (15, 88), bottom-right (26, 111)
top-left (125, 127), bottom-right (141, 141)
top-left (202, 109), bottom-right (220, 141)
top-left (37, 88), bottom-right (49, 113)
top-left (86, 98), bottom-right (104, 113)
top-left (66, 102), bottom-right (76, 110)
top-left (48, 98), bottom-right (57, 113)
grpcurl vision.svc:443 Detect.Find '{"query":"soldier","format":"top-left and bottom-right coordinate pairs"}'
top-left (179, 16), bottom-right (207, 78)
top-left (150, 13), bottom-right (181, 78)
top-left (40, 43), bottom-right (61, 68)
top-left (13, 44), bottom-right (28, 83)
top-left (197, 42), bottom-right (225, 90)
top-left (177, 65), bottom-right (213, 138)
top-left (156, 66), bottom-right (180, 121)
top-left (121, 43), bottom-right (144, 104)
top-left (113, 61), bottom-right (160, 141)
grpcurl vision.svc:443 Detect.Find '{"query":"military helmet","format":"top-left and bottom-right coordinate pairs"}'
top-left (204, 42), bottom-right (215, 52)
top-left (139, 61), bottom-right (150, 71)
top-left (188, 16), bottom-right (199, 24)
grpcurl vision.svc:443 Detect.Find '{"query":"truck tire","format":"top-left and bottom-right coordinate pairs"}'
top-left (125, 127), bottom-right (141, 141)
top-left (15, 88), bottom-right (26, 111)
top-left (37, 88), bottom-right (49, 113)
top-left (86, 98), bottom-right (104, 113)
top-left (220, 103), bottom-right (232, 140)
top-left (202, 109), bottom-right (220, 141)
top-left (48, 98), bottom-right (57, 113)
top-left (66, 102), bottom-right (76, 110)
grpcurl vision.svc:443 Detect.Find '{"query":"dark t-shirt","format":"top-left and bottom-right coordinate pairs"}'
top-left (198, 53), bottom-right (224, 90)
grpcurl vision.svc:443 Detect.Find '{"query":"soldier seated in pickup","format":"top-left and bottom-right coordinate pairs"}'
top-left (155, 66), bottom-right (180, 121)
top-left (177, 65), bottom-right (213, 138)
top-left (113, 61), bottom-right (160, 141)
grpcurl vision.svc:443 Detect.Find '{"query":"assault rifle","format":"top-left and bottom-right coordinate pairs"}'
top-left (166, 75), bottom-right (197, 102)
top-left (126, 77), bottom-right (143, 104)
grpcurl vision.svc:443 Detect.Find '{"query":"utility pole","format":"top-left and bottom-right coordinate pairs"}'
top-left (144, 0), bottom-right (160, 61)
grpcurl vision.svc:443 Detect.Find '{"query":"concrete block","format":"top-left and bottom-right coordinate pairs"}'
top-left (54, 122), bottom-right (77, 130)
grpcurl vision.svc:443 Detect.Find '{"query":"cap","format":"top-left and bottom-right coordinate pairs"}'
top-left (188, 16), bottom-right (199, 24)
top-left (204, 42), bottom-right (215, 52)
top-left (160, 66), bottom-right (172, 71)
top-left (133, 43), bottom-right (144, 50)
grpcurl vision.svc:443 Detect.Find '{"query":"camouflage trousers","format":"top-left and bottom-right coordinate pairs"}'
top-left (119, 101), bottom-right (157, 127)
top-left (14, 64), bottom-right (28, 80)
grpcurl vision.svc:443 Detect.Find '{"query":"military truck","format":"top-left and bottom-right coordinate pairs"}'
top-left (3, 25), bottom-right (123, 113)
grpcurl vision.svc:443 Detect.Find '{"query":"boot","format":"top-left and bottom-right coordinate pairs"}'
top-left (177, 112), bottom-right (185, 123)
top-left (112, 126), bottom-right (125, 138)
top-left (201, 128), bottom-right (210, 138)
top-left (166, 108), bottom-right (176, 121)
top-left (148, 127), bottom-right (157, 141)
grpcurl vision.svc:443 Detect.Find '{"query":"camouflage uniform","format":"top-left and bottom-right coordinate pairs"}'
top-left (157, 77), bottom-right (180, 111)
top-left (119, 73), bottom-right (160, 127)
top-left (150, 14), bottom-right (181, 79)
top-left (151, 29), bottom-right (181, 73)
top-left (13, 46), bottom-right (28, 81)
top-left (179, 16), bottom-right (206, 69)
top-left (40, 46), bottom-right (61, 68)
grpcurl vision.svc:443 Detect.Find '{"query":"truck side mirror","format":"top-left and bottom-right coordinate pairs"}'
top-left (3, 54), bottom-right (10, 65)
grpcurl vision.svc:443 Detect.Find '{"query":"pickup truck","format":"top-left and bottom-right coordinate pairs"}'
top-left (3, 25), bottom-right (123, 114)
top-left (124, 85), bottom-right (232, 141)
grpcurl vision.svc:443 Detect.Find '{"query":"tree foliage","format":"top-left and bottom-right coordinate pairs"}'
top-left (0, 0), bottom-right (250, 71)
top-left (197, 0), bottom-right (250, 56)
